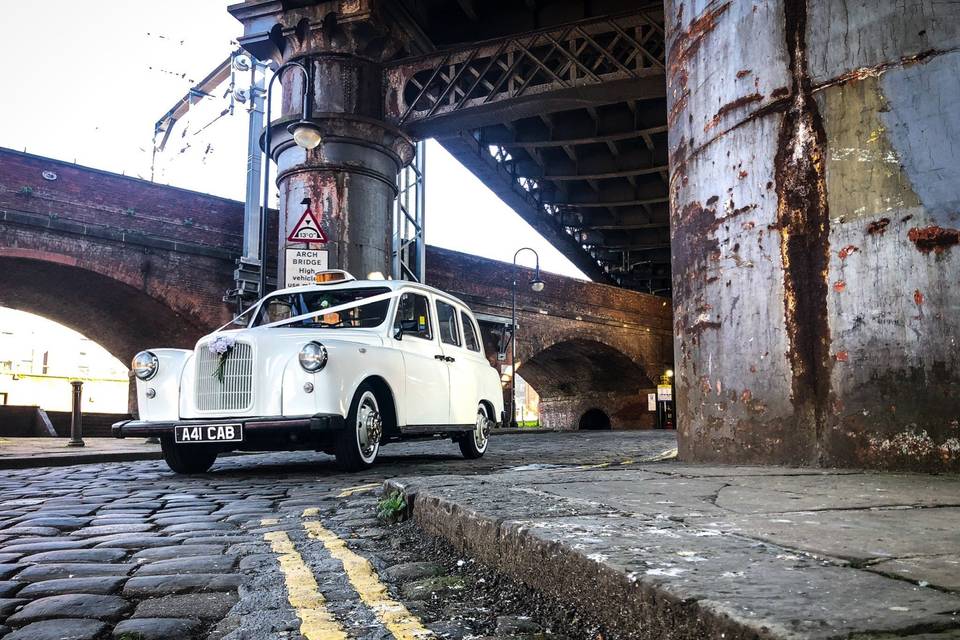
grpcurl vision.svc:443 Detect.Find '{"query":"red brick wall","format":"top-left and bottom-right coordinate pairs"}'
top-left (0, 148), bottom-right (674, 430)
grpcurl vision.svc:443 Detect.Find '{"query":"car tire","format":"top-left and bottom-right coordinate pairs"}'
top-left (335, 381), bottom-right (383, 471)
top-left (459, 403), bottom-right (491, 459)
top-left (160, 437), bottom-right (217, 474)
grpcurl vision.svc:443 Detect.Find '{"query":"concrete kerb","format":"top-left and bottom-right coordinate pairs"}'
top-left (386, 475), bottom-right (756, 639)
top-left (386, 465), bottom-right (960, 640)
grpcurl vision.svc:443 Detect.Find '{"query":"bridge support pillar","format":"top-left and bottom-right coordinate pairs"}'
top-left (667, 1), bottom-right (960, 470)
top-left (230, 1), bottom-right (414, 286)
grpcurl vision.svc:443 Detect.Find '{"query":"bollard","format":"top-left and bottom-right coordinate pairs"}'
top-left (67, 380), bottom-right (85, 447)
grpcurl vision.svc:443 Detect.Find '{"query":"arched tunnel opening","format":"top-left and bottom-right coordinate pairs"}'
top-left (0, 256), bottom-right (214, 426)
top-left (517, 338), bottom-right (653, 430)
top-left (578, 408), bottom-right (611, 431)
top-left (0, 257), bottom-right (209, 366)
top-left (0, 306), bottom-right (130, 415)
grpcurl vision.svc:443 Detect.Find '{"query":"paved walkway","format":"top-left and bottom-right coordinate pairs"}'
top-left (0, 438), bottom-right (162, 468)
top-left (0, 429), bottom-right (559, 469)
top-left (389, 461), bottom-right (960, 639)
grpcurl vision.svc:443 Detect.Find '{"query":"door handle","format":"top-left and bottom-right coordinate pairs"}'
top-left (446, 356), bottom-right (456, 362)
top-left (435, 354), bottom-right (446, 360)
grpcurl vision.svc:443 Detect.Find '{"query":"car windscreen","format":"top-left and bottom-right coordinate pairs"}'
top-left (253, 287), bottom-right (392, 329)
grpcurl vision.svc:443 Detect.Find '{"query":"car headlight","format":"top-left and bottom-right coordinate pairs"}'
top-left (132, 351), bottom-right (159, 381)
top-left (299, 341), bottom-right (328, 373)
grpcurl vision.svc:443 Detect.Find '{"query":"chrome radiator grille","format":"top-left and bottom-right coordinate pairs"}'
top-left (195, 342), bottom-right (254, 412)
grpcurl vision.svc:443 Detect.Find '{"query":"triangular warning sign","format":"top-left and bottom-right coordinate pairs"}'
top-left (287, 206), bottom-right (328, 244)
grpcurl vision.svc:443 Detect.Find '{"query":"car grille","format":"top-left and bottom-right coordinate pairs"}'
top-left (195, 341), bottom-right (254, 412)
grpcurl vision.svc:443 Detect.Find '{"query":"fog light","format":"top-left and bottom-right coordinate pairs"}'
top-left (145, 388), bottom-right (156, 399)
top-left (303, 382), bottom-right (314, 393)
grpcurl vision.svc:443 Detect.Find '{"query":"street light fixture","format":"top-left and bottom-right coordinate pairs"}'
top-left (259, 60), bottom-right (319, 298)
top-left (287, 119), bottom-right (323, 150)
top-left (510, 247), bottom-right (545, 428)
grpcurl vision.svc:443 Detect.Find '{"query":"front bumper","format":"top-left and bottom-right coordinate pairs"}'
top-left (112, 414), bottom-right (346, 439)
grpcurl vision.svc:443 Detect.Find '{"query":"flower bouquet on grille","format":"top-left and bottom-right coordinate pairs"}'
top-left (208, 335), bottom-right (236, 383)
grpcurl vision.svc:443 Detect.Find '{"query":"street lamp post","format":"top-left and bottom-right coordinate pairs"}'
top-left (258, 60), bottom-right (324, 299)
top-left (510, 247), bottom-right (546, 428)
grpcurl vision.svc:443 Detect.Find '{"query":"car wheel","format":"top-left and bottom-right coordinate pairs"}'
top-left (459, 403), bottom-right (491, 459)
top-left (335, 382), bottom-right (383, 471)
top-left (160, 437), bottom-right (217, 474)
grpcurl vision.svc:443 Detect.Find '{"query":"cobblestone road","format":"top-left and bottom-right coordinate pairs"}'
top-left (0, 431), bottom-right (676, 640)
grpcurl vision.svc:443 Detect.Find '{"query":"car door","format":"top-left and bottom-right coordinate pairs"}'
top-left (435, 298), bottom-right (479, 426)
top-left (392, 291), bottom-right (450, 426)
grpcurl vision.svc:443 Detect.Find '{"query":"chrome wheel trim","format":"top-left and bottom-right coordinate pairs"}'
top-left (474, 404), bottom-right (490, 452)
top-left (356, 390), bottom-right (381, 463)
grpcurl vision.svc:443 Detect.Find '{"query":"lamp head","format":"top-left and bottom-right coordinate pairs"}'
top-left (287, 120), bottom-right (322, 149)
top-left (529, 264), bottom-right (545, 292)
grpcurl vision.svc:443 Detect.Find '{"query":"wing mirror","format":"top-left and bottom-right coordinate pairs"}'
top-left (393, 325), bottom-right (404, 341)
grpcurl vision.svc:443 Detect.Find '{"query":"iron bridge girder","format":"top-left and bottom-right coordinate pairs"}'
top-left (384, 7), bottom-right (666, 139)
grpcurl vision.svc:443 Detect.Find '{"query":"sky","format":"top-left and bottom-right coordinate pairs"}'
top-left (0, 0), bottom-right (586, 280)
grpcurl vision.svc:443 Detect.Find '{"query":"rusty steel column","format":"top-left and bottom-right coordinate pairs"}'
top-left (230, 1), bottom-right (414, 285)
top-left (667, 1), bottom-right (960, 471)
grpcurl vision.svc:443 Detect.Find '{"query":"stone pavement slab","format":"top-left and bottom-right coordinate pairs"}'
top-left (389, 462), bottom-right (960, 639)
top-left (0, 438), bottom-right (161, 469)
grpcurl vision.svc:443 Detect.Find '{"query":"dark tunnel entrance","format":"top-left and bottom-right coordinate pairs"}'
top-left (578, 408), bottom-right (611, 430)
top-left (516, 338), bottom-right (654, 430)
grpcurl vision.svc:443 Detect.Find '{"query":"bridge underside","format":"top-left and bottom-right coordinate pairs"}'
top-left (385, 0), bottom-right (672, 294)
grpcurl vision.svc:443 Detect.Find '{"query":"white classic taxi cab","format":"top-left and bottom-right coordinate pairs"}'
top-left (113, 271), bottom-right (504, 473)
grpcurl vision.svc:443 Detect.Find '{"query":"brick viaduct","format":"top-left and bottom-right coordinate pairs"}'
top-left (0, 148), bottom-right (672, 429)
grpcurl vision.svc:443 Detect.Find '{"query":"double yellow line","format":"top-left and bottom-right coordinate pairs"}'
top-left (262, 512), bottom-right (433, 640)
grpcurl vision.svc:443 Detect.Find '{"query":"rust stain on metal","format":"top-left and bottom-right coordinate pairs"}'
top-left (866, 217), bottom-right (890, 235)
top-left (914, 289), bottom-right (924, 305)
top-left (667, 90), bottom-right (690, 128)
top-left (668, 2), bottom-right (731, 83)
top-left (908, 225), bottom-right (960, 254)
top-left (736, 69), bottom-right (752, 79)
top-left (833, 280), bottom-right (846, 293)
top-left (813, 48), bottom-right (953, 92)
top-left (771, 86), bottom-right (790, 98)
top-left (838, 244), bottom-right (859, 260)
top-left (834, 351), bottom-right (848, 362)
top-left (705, 92), bottom-right (763, 132)
top-left (774, 0), bottom-right (832, 455)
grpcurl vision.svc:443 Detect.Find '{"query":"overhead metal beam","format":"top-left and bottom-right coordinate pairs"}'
top-left (498, 124), bottom-right (667, 150)
top-left (439, 131), bottom-right (612, 284)
top-left (385, 7), bottom-right (665, 139)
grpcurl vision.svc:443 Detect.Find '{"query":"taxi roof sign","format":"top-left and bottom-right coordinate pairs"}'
top-left (314, 270), bottom-right (355, 284)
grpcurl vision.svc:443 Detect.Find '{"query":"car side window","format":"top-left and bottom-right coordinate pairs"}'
top-left (436, 300), bottom-right (461, 347)
top-left (393, 293), bottom-right (432, 340)
top-left (461, 311), bottom-right (481, 352)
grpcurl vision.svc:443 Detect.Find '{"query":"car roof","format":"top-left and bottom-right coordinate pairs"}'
top-left (267, 278), bottom-right (475, 313)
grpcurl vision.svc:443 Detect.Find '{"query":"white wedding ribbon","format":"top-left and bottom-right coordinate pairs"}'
top-left (258, 289), bottom-right (402, 329)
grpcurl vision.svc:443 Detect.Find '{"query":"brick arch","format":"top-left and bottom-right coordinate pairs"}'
top-left (518, 337), bottom-right (654, 397)
top-left (0, 253), bottom-right (210, 365)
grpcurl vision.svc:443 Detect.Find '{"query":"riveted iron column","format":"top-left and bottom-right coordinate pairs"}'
top-left (230, 1), bottom-right (415, 287)
top-left (67, 380), bottom-right (84, 448)
top-left (667, 0), bottom-right (960, 471)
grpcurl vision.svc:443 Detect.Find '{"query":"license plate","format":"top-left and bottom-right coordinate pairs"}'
top-left (175, 424), bottom-right (243, 444)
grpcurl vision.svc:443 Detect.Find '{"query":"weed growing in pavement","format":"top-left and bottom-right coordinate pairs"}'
top-left (377, 491), bottom-right (408, 523)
